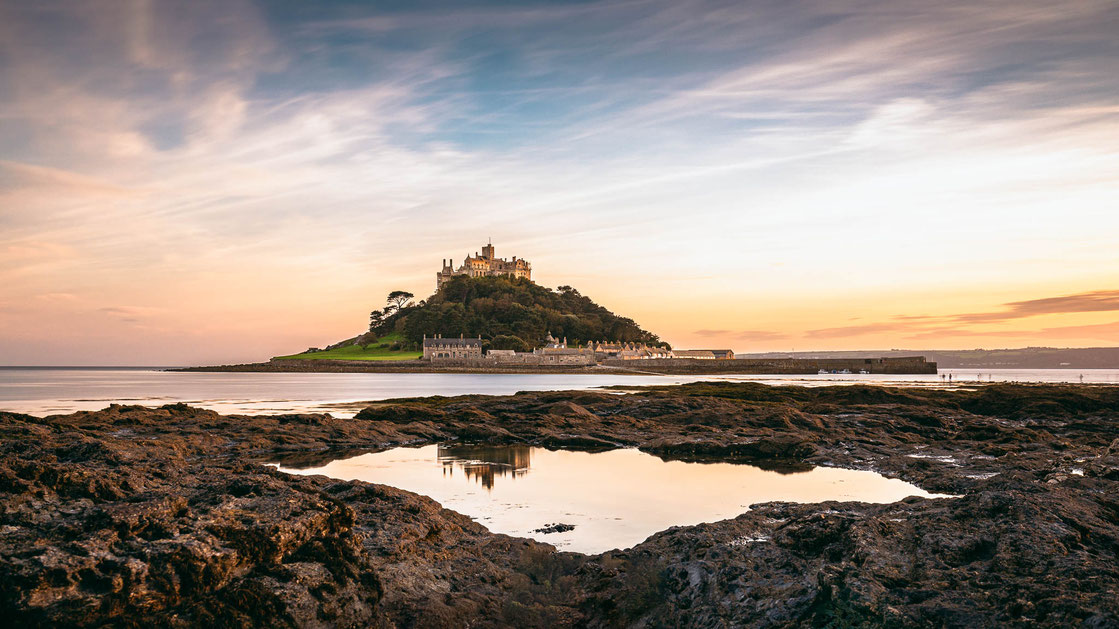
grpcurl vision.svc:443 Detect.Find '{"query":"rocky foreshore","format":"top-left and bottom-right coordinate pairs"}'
top-left (2, 383), bottom-right (1118, 627)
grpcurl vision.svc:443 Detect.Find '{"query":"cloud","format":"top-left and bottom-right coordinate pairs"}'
top-left (902, 320), bottom-right (1119, 343)
top-left (99, 306), bottom-right (164, 321)
top-left (1, 1), bottom-right (1118, 363)
top-left (35, 293), bottom-right (80, 303)
top-left (804, 322), bottom-right (912, 339)
top-left (695, 329), bottom-right (790, 341)
top-left (0, 160), bottom-right (143, 199)
top-left (952, 290), bottom-right (1119, 323)
top-left (803, 289), bottom-right (1119, 342)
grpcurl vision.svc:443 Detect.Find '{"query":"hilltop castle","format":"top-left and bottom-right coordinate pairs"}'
top-left (436, 241), bottom-right (531, 290)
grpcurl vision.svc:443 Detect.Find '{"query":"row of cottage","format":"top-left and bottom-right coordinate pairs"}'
top-left (422, 334), bottom-right (733, 365)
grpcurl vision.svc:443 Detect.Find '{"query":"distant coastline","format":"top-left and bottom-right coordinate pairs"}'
top-left (739, 346), bottom-right (1119, 369)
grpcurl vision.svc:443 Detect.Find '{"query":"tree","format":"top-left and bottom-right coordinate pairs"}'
top-left (369, 308), bottom-right (387, 332)
top-left (386, 290), bottom-right (414, 311)
top-left (375, 276), bottom-right (664, 348)
top-left (489, 334), bottom-right (531, 352)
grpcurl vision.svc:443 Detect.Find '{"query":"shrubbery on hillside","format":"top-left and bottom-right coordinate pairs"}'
top-left (367, 276), bottom-right (667, 350)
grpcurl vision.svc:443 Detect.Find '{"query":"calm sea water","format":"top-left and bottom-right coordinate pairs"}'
top-left (274, 444), bottom-right (951, 554)
top-left (1, 367), bottom-right (1117, 417)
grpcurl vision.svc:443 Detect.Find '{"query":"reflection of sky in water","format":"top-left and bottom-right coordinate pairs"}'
top-left (4, 368), bottom-right (1119, 416)
top-left (276, 445), bottom-right (953, 554)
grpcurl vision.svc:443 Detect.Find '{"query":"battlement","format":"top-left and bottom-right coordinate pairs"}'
top-left (436, 240), bottom-right (532, 290)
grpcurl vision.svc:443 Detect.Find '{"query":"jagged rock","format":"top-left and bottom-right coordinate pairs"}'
top-left (2, 383), bottom-right (1118, 627)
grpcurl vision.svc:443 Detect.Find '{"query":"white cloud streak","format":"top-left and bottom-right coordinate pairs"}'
top-left (1, 0), bottom-right (1117, 362)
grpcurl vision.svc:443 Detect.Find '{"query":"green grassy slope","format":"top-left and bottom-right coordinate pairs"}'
top-left (273, 333), bottom-right (422, 361)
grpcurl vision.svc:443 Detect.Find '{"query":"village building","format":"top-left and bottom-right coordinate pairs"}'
top-left (423, 335), bottom-right (483, 360)
top-left (436, 241), bottom-right (531, 290)
top-left (669, 350), bottom-right (715, 360)
top-left (668, 349), bottom-right (733, 360)
top-left (615, 346), bottom-right (674, 360)
top-left (482, 333), bottom-right (596, 365)
top-left (587, 340), bottom-right (671, 360)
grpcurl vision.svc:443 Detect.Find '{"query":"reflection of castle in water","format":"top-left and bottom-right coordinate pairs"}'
top-left (437, 445), bottom-right (532, 490)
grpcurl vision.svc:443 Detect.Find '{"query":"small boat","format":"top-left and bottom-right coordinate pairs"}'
top-left (818, 369), bottom-right (829, 375)
top-left (859, 369), bottom-right (869, 374)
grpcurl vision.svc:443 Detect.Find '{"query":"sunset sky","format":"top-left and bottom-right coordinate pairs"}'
top-left (2, 0), bottom-right (1118, 365)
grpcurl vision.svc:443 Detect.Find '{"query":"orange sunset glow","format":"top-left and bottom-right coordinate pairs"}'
top-left (1, 0), bottom-right (1117, 365)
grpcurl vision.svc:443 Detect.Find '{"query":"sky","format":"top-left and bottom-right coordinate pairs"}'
top-left (1, 0), bottom-right (1118, 365)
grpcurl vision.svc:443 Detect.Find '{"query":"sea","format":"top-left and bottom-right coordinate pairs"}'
top-left (2, 367), bottom-right (1118, 417)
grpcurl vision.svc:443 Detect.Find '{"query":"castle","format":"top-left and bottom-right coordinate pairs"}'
top-left (436, 241), bottom-right (531, 290)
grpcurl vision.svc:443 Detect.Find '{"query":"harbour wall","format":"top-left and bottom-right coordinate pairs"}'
top-left (602, 356), bottom-right (937, 374)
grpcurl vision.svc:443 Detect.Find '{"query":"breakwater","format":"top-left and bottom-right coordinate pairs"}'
top-left (602, 356), bottom-right (937, 374)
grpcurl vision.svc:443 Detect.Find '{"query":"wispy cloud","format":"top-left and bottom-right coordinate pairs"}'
top-left (803, 289), bottom-right (1119, 342)
top-left (952, 290), bottom-right (1119, 323)
top-left (805, 322), bottom-right (912, 339)
top-left (902, 320), bottom-right (1119, 343)
top-left (695, 329), bottom-right (789, 342)
top-left (1, 0), bottom-right (1118, 362)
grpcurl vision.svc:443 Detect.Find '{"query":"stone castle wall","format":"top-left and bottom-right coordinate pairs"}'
top-left (436, 242), bottom-right (531, 289)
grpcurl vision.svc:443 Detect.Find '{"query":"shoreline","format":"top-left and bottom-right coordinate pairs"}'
top-left (172, 359), bottom-right (651, 375)
top-left (173, 356), bottom-right (939, 375)
top-left (2, 382), bottom-right (1117, 626)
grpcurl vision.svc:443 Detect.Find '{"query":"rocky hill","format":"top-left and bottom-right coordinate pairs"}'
top-left (366, 276), bottom-right (667, 351)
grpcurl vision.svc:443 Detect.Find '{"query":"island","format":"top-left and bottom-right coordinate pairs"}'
top-left (182, 242), bottom-right (936, 375)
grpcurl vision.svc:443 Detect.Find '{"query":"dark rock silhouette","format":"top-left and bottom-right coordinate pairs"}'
top-left (2, 383), bottom-right (1119, 626)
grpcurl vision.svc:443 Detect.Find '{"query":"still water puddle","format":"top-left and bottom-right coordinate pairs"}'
top-left (274, 445), bottom-right (948, 554)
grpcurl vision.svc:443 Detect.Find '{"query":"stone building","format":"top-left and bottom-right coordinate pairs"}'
top-left (587, 341), bottom-right (670, 360)
top-left (483, 333), bottom-right (596, 365)
top-left (670, 350), bottom-right (717, 360)
top-left (668, 349), bottom-right (736, 360)
top-left (423, 335), bottom-right (483, 360)
top-left (616, 346), bottom-right (673, 360)
top-left (436, 241), bottom-right (531, 290)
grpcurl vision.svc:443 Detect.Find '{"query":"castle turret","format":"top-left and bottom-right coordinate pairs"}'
top-left (435, 240), bottom-right (533, 290)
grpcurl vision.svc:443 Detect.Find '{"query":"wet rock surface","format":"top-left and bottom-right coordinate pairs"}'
top-left (2, 383), bottom-right (1118, 627)
top-left (533, 523), bottom-right (576, 535)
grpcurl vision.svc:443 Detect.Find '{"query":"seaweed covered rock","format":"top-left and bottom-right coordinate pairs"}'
top-left (2, 383), bottom-right (1119, 627)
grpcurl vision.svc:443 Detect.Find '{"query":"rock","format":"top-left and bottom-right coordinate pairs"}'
top-left (532, 523), bottom-right (575, 534)
top-left (2, 383), bottom-right (1118, 627)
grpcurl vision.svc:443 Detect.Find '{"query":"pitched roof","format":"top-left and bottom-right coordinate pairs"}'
top-left (423, 337), bottom-right (482, 347)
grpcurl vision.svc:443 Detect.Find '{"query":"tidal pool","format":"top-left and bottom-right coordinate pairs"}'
top-left (274, 445), bottom-right (949, 554)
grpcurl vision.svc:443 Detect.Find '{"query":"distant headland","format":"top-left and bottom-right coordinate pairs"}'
top-left (181, 241), bottom-right (936, 374)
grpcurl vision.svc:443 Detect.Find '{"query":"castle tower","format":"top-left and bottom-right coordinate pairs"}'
top-left (436, 240), bottom-right (532, 290)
